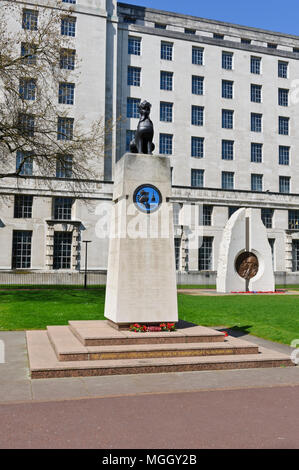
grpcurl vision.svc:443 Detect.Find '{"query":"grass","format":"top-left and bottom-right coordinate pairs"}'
top-left (0, 287), bottom-right (298, 345)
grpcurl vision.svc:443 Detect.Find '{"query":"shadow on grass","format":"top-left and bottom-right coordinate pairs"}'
top-left (218, 325), bottom-right (253, 338)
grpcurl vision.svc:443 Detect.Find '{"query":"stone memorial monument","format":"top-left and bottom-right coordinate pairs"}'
top-left (216, 208), bottom-right (275, 293)
top-left (104, 101), bottom-right (178, 327)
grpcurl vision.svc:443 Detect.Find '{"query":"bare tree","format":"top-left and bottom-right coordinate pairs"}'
top-left (0, 0), bottom-right (111, 183)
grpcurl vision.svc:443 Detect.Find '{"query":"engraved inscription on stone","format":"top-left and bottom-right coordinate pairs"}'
top-left (235, 252), bottom-right (259, 280)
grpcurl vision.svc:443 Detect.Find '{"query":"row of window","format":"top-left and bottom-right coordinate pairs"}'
top-left (127, 67), bottom-right (290, 107)
top-left (19, 79), bottom-right (75, 105)
top-left (13, 196), bottom-right (73, 219)
top-left (22, 8), bottom-right (77, 36)
top-left (21, 43), bottom-right (76, 70)
top-left (127, 98), bottom-right (291, 135)
top-left (10, 229), bottom-right (299, 271)
top-left (196, 236), bottom-right (281, 271)
top-left (16, 115), bottom-right (74, 140)
top-left (128, 37), bottom-right (290, 77)
top-left (190, 169), bottom-right (292, 193)
top-left (16, 151), bottom-right (73, 178)
top-left (175, 205), bottom-right (299, 230)
top-left (12, 230), bottom-right (73, 270)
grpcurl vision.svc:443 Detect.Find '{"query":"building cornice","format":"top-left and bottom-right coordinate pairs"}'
top-left (118, 2), bottom-right (299, 43)
top-left (120, 23), bottom-right (299, 60)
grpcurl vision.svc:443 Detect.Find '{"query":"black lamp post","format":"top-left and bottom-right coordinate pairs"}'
top-left (82, 240), bottom-right (92, 289)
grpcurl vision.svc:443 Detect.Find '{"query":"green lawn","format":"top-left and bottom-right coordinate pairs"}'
top-left (0, 288), bottom-right (298, 345)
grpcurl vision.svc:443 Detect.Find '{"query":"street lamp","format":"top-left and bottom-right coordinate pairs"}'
top-left (82, 240), bottom-right (92, 289)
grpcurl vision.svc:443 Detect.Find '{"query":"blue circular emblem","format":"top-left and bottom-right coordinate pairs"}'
top-left (133, 184), bottom-right (162, 213)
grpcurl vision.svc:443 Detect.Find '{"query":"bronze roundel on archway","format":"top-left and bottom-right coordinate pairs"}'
top-left (235, 252), bottom-right (259, 280)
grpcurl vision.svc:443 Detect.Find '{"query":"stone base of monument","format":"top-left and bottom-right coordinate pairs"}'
top-left (26, 320), bottom-right (294, 379)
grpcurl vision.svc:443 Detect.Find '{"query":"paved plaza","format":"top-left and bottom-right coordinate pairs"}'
top-left (0, 330), bottom-right (298, 448)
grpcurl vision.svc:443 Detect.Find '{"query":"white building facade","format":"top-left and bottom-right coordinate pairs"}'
top-left (1, 0), bottom-right (299, 284)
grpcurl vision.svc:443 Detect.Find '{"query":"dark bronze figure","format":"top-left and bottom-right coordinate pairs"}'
top-left (236, 252), bottom-right (259, 280)
top-left (130, 100), bottom-right (155, 155)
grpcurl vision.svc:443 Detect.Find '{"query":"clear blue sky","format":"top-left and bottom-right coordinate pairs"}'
top-left (124, 0), bottom-right (299, 36)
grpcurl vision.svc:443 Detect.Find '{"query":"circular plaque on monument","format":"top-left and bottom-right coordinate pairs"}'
top-left (133, 184), bottom-right (162, 213)
top-left (235, 252), bottom-right (259, 280)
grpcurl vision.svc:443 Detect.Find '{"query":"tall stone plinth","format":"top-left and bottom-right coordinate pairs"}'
top-left (216, 208), bottom-right (275, 293)
top-left (104, 153), bottom-right (178, 326)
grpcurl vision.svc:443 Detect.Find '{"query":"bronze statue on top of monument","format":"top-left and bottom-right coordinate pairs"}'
top-left (129, 100), bottom-right (155, 155)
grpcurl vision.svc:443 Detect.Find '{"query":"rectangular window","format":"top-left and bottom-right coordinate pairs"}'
top-left (198, 237), bottom-right (213, 270)
top-left (160, 71), bottom-right (173, 91)
top-left (160, 102), bottom-right (173, 122)
top-left (192, 47), bottom-right (203, 65)
top-left (127, 66), bottom-right (141, 86)
top-left (53, 232), bottom-right (72, 270)
top-left (200, 205), bottom-right (213, 226)
top-left (292, 241), bottom-right (299, 271)
top-left (14, 195), bottom-right (33, 218)
top-left (251, 173), bottom-right (263, 192)
top-left (278, 61), bottom-right (288, 78)
top-left (22, 9), bottom-right (38, 31)
top-left (19, 79), bottom-right (36, 101)
top-left (12, 230), bottom-right (32, 269)
top-left (59, 83), bottom-right (75, 105)
top-left (251, 113), bottom-right (262, 132)
top-left (123, 16), bottom-right (136, 24)
top-left (289, 210), bottom-right (299, 230)
top-left (185, 28), bottom-right (196, 35)
top-left (251, 56), bottom-right (261, 74)
top-left (62, 0), bottom-right (76, 3)
top-left (128, 37), bottom-right (141, 55)
top-left (18, 113), bottom-right (35, 136)
top-left (279, 116), bottom-right (289, 135)
top-left (155, 23), bottom-right (167, 29)
top-left (262, 209), bottom-right (274, 229)
top-left (278, 88), bottom-right (289, 106)
top-left (56, 155), bottom-right (73, 178)
top-left (174, 238), bottom-right (181, 270)
top-left (159, 134), bottom-right (173, 155)
top-left (279, 146), bottom-right (290, 165)
top-left (222, 109), bottom-right (234, 129)
top-left (21, 43), bottom-right (37, 65)
top-left (222, 80), bottom-right (233, 99)
top-left (191, 106), bottom-right (204, 126)
top-left (57, 117), bottom-right (74, 140)
top-left (222, 52), bottom-right (233, 70)
top-left (251, 84), bottom-right (262, 103)
top-left (241, 38), bottom-right (251, 44)
top-left (191, 137), bottom-right (204, 158)
top-left (61, 17), bottom-right (76, 37)
top-left (251, 143), bottom-right (263, 163)
top-left (126, 130), bottom-right (135, 151)
top-left (161, 42), bottom-right (173, 61)
top-left (268, 43), bottom-right (277, 49)
top-left (192, 76), bottom-right (204, 95)
top-left (127, 98), bottom-right (140, 118)
top-left (279, 176), bottom-right (290, 193)
top-left (60, 49), bottom-right (75, 70)
top-left (16, 151), bottom-right (33, 176)
top-left (53, 197), bottom-right (73, 220)
top-left (191, 169), bottom-right (204, 188)
top-left (214, 33), bottom-right (224, 39)
top-left (222, 171), bottom-right (234, 189)
top-left (222, 140), bottom-right (234, 160)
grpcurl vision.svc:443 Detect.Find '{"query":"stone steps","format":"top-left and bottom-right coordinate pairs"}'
top-left (47, 325), bottom-right (259, 361)
top-left (68, 320), bottom-right (226, 346)
top-left (26, 321), bottom-right (295, 379)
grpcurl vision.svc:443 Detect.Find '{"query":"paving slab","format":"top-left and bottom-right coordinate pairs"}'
top-left (0, 330), bottom-right (298, 404)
